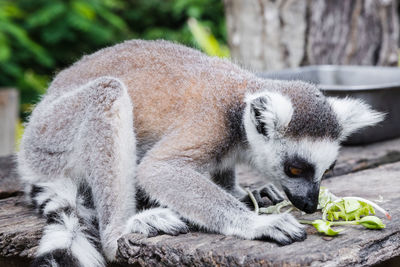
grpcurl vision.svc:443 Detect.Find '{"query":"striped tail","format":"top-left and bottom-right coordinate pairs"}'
top-left (29, 179), bottom-right (105, 267)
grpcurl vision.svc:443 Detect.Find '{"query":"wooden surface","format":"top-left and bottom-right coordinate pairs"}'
top-left (1, 138), bottom-right (400, 266)
top-left (0, 89), bottom-right (18, 157)
top-left (118, 163), bottom-right (400, 267)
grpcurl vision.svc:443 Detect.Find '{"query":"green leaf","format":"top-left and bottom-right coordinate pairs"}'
top-left (312, 220), bottom-right (342, 236)
top-left (96, 7), bottom-right (128, 31)
top-left (0, 2), bottom-right (24, 18)
top-left (324, 198), bottom-right (376, 222)
top-left (0, 32), bottom-right (10, 61)
top-left (71, 1), bottom-right (96, 20)
top-left (344, 198), bottom-right (361, 213)
top-left (187, 18), bottom-right (229, 58)
top-left (26, 2), bottom-right (66, 27)
top-left (318, 187), bottom-right (333, 209)
top-left (333, 212), bottom-right (340, 220)
top-left (15, 119), bottom-right (24, 152)
top-left (359, 216), bottom-right (385, 229)
top-left (22, 70), bottom-right (50, 95)
top-left (0, 21), bottom-right (53, 67)
top-left (259, 200), bottom-right (292, 214)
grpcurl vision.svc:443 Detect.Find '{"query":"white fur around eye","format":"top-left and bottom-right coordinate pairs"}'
top-left (285, 138), bottom-right (340, 182)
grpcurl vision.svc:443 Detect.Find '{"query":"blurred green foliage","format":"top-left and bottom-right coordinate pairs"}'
top-left (0, 0), bottom-right (226, 119)
top-left (188, 18), bottom-right (229, 58)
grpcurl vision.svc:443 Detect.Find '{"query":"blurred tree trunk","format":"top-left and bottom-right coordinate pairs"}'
top-left (224, 0), bottom-right (399, 71)
top-left (0, 89), bottom-right (18, 156)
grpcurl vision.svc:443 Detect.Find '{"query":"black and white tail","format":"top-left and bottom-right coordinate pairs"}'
top-left (29, 179), bottom-right (105, 267)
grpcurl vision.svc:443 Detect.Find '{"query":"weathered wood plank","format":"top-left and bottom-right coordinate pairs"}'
top-left (117, 162), bottom-right (400, 266)
top-left (332, 138), bottom-right (400, 178)
top-left (0, 162), bottom-right (399, 265)
top-left (0, 197), bottom-right (44, 258)
top-left (0, 155), bottom-right (20, 199)
top-left (1, 138), bottom-right (400, 265)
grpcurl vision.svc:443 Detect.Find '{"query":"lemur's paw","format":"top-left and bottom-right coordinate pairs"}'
top-left (125, 207), bottom-right (188, 237)
top-left (259, 183), bottom-right (285, 204)
top-left (240, 189), bottom-right (272, 210)
top-left (253, 213), bottom-right (306, 245)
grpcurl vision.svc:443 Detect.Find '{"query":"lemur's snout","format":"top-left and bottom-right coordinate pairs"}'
top-left (283, 181), bottom-right (319, 214)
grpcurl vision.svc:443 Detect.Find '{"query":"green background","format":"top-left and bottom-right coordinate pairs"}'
top-left (0, 0), bottom-right (226, 119)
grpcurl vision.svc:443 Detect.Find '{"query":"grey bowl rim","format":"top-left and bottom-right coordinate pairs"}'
top-left (261, 65), bottom-right (400, 91)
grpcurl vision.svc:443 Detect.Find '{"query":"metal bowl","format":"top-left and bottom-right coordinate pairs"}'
top-left (259, 65), bottom-right (400, 145)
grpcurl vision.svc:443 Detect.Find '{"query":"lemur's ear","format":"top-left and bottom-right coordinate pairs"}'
top-left (327, 97), bottom-right (385, 140)
top-left (246, 92), bottom-right (293, 137)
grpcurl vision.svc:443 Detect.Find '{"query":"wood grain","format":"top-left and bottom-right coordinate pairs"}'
top-left (1, 138), bottom-right (400, 265)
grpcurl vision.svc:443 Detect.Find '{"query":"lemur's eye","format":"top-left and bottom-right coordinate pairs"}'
top-left (284, 157), bottom-right (315, 179)
top-left (289, 166), bottom-right (303, 176)
top-left (324, 161), bottom-right (337, 175)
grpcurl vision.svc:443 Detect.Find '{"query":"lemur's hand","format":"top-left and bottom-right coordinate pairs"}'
top-left (240, 189), bottom-right (272, 210)
top-left (240, 183), bottom-right (285, 210)
top-left (260, 183), bottom-right (285, 204)
top-left (227, 211), bottom-right (307, 245)
top-left (251, 213), bottom-right (307, 245)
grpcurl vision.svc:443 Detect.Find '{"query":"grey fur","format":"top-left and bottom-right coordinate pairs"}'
top-left (18, 40), bottom-right (384, 266)
top-left (273, 81), bottom-right (342, 139)
top-left (211, 169), bottom-right (236, 191)
top-left (210, 168), bottom-right (246, 198)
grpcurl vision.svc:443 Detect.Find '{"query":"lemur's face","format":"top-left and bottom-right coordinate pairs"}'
top-left (244, 82), bottom-right (384, 213)
top-left (267, 138), bottom-right (339, 213)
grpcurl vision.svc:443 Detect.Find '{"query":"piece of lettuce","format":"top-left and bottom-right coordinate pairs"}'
top-left (312, 220), bottom-right (343, 236)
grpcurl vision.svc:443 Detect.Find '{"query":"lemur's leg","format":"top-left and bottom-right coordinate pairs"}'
top-left (65, 77), bottom-right (186, 261)
top-left (19, 77), bottom-right (136, 265)
top-left (136, 138), bottom-right (306, 245)
top-left (19, 77), bottom-right (186, 265)
top-left (211, 169), bottom-right (247, 199)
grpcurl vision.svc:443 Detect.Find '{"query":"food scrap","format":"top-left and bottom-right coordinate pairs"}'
top-left (247, 187), bottom-right (390, 236)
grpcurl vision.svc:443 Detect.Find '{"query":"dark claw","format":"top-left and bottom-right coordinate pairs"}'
top-left (166, 226), bottom-right (189, 236)
top-left (179, 226), bottom-right (189, 234)
top-left (260, 185), bottom-right (284, 204)
top-left (259, 231), bottom-right (307, 246)
top-left (240, 189), bottom-right (273, 210)
top-left (147, 227), bottom-right (159, 237)
top-left (299, 231), bottom-right (307, 241)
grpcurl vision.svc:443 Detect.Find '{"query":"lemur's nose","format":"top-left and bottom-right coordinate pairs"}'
top-left (303, 198), bottom-right (318, 213)
top-left (283, 181), bottom-right (319, 214)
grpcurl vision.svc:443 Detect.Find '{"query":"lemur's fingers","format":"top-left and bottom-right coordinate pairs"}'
top-left (240, 183), bottom-right (286, 210)
top-left (240, 190), bottom-right (272, 210)
top-left (254, 213), bottom-right (307, 245)
top-left (260, 184), bottom-right (285, 204)
top-left (124, 207), bottom-right (188, 237)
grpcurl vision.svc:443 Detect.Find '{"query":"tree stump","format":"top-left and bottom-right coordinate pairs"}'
top-left (224, 0), bottom-right (399, 71)
top-left (0, 89), bottom-right (18, 156)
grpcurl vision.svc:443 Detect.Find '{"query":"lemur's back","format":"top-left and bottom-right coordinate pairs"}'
top-left (48, 40), bottom-right (259, 144)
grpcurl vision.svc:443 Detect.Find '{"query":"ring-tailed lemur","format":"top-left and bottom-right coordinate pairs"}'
top-left (18, 40), bottom-right (384, 266)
